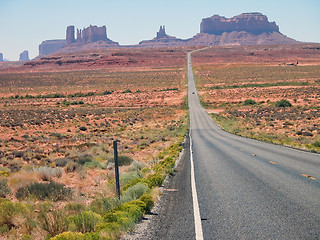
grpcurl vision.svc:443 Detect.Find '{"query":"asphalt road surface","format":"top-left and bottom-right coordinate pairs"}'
top-left (124, 50), bottom-right (320, 239)
top-left (188, 50), bottom-right (320, 239)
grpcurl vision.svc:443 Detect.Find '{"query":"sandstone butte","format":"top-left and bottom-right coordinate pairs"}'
top-left (34, 12), bottom-right (298, 57)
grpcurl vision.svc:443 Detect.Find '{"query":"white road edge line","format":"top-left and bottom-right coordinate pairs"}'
top-left (189, 131), bottom-right (204, 240)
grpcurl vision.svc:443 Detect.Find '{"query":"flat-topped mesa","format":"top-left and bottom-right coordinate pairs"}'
top-left (200, 12), bottom-right (279, 35)
top-left (156, 25), bottom-right (167, 38)
top-left (39, 40), bottom-right (66, 57)
top-left (68, 25), bottom-right (108, 44)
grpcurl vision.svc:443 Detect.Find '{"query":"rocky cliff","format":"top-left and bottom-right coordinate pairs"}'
top-left (77, 25), bottom-right (108, 44)
top-left (139, 26), bottom-right (186, 47)
top-left (39, 40), bottom-right (66, 57)
top-left (66, 26), bottom-right (76, 45)
top-left (19, 50), bottom-right (30, 61)
top-left (0, 53), bottom-right (3, 62)
top-left (37, 13), bottom-right (299, 57)
top-left (39, 25), bottom-right (119, 57)
top-left (200, 13), bottom-right (279, 35)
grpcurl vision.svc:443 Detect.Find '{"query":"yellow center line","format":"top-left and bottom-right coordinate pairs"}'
top-left (268, 161), bottom-right (277, 165)
top-left (301, 174), bottom-right (316, 180)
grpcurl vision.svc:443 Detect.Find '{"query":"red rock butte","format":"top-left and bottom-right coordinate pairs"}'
top-left (37, 12), bottom-right (299, 57)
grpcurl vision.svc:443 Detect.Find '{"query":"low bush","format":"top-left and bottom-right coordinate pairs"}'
top-left (38, 204), bottom-right (68, 237)
top-left (275, 99), bottom-right (292, 107)
top-left (64, 202), bottom-right (86, 215)
top-left (55, 158), bottom-right (70, 167)
top-left (146, 173), bottom-right (165, 188)
top-left (0, 166), bottom-right (10, 177)
top-left (121, 183), bottom-right (149, 203)
top-left (50, 231), bottom-right (99, 240)
top-left (64, 161), bottom-right (80, 173)
top-left (16, 181), bottom-right (72, 201)
top-left (69, 210), bottom-right (102, 233)
top-left (312, 141), bottom-right (320, 147)
top-left (109, 155), bottom-right (133, 167)
top-left (79, 126), bottom-right (88, 131)
top-left (34, 166), bottom-right (62, 181)
top-left (88, 197), bottom-right (120, 215)
top-left (139, 193), bottom-right (154, 213)
top-left (153, 156), bottom-right (175, 173)
top-left (243, 99), bottom-right (256, 105)
top-left (78, 154), bottom-right (93, 165)
top-left (0, 200), bottom-right (26, 232)
top-left (103, 200), bottom-right (146, 231)
top-left (0, 179), bottom-right (11, 198)
top-left (84, 161), bottom-right (105, 169)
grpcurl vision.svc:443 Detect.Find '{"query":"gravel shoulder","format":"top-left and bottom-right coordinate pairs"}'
top-left (122, 135), bottom-right (195, 240)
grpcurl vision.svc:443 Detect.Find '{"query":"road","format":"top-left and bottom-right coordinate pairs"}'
top-left (124, 50), bottom-right (320, 240)
top-left (188, 50), bottom-right (320, 239)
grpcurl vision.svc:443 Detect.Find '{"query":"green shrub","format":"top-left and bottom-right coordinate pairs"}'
top-left (69, 210), bottom-right (102, 233)
top-left (139, 194), bottom-right (154, 213)
top-left (50, 231), bottom-right (100, 240)
top-left (0, 200), bottom-right (26, 231)
top-left (55, 158), bottom-right (70, 167)
top-left (120, 170), bottom-right (144, 188)
top-left (103, 90), bottom-right (113, 95)
top-left (122, 178), bottom-right (144, 192)
top-left (38, 204), bottom-right (68, 237)
top-left (275, 99), bottom-right (292, 107)
top-left (121, 183), bottom-right (149, 203)
top-left (243, 99), bottom-right (256, 105)
top-left (0, 179), bottom-right (11, 198)
top-left (146, 173), bottom-right (165, 188)
top-left (88, 197), bottom-right (120, 215)
top-left (0, 166), bottom-right (11, 177)
top-left (16, 181), bottom-right (72, 201)
top-left (312, 141), bottom-right (320, 147)
top-left (153, 156), bottom-right (175, 173)
top-left (118, 155), bottom-right (134, 166)
top-left (64, 202), bottom-right (86, 215)
top-left (104, 200), bottom-right (146, 227)
top-left (79, 126), bottom-right (88, 131)
top-left (84, 161), bottom-right (105, 169)
top-left (109, 155), bottom-right (133, 166)
top-left (78, 154), bottom-right (93, 165)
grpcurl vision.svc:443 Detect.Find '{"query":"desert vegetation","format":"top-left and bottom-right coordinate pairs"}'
top-left (192, 44), bottom-right (320, 152)
top-left (0, 48), bottom-right (188, 239)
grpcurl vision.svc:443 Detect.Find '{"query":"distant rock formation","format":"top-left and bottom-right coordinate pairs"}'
top-left (66, 26), bottom-right (76, 45)
top-left (39, 40), bottom-right (66, 57)
top-left (188, 12), bottom-right (296, 46)
top-left (0, 53), bottom-right (3, 62)
top-left (200, 13), bottom-right (279, 35)
top-left (157, 26), bottom-right (167, 38)
top-left (36, 13), bottom-right (299, 57)
top-left (139, 26), bottom-right (186, 47)
top-left (187, 31), bottom-right (297, 46)
top-left (19, 50), bottom-right (30, 61)
top-left (140, 13), bottom-right (297, 47)
top-left (75, 25), bottom-right (108, 44)
top-left (38, 25), bottom-right (119, 57)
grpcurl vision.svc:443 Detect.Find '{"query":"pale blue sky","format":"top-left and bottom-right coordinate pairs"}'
top-left (0, 0), bottom-right (319, 60)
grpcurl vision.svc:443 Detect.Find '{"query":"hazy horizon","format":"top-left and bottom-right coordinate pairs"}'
top-left (0, 0), bottom-right (319, 61)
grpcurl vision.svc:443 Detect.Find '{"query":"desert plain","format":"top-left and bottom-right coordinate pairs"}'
top-left (0, 43), bottom-right (319, 239)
